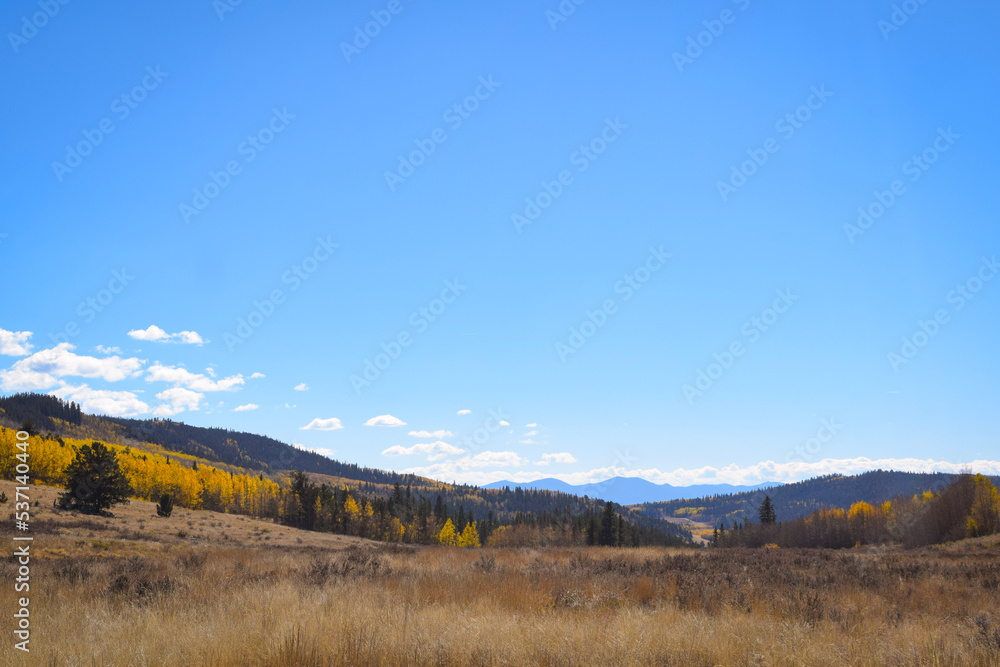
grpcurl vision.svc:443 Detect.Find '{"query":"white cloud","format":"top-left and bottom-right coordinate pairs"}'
top-left (127, 325), bottom-right (205, 345)
top-left (294, 383), bottom-right (310, 391)
top-left (0, 328), bottom-right (33, 356)
top-left (402, 451), bottom-right (528, 478)
top-left (145, 363), bottom-right (244, 392)
top-left (525, 423), bottom-right (538, 428)
top-left (250, 372), bottom-right (265, 379)
top-left (233, 403), bottom-right (259, 412)
top-left (408, 429), bottom-right (454, 439)
top-left (519, 439), bottom-right (537, 445)
top-left (50, 383), bottom-right (149, 417)
top-left (536, 452), bottom-right (577, 465)
top-left (284, 403), bottom-right (296, 409)
top-left (94, 345), bottom-right (122, 355)
top-left (409, 457), bottom-right (1000, 488)
top-left (523, 430), bottom-right (538, 437)
top-left (0, 343), bottom-right (143, 391)
top-left (457, 409), bottom-right (471, 415)
top-left (293, 443), bottom-right (336, 458)
top-left (381, 441), bottom-right (465, 458)
top-left (364, 414), bottom-right (406, 427)
top-left (498, 420), bottom-right (510, 426)
top-left (153, 387), bottom-right (203, 417)
top-left (301, 417), bottom-right (344, 431)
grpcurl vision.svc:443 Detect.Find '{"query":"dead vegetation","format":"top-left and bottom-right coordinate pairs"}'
top-left (4, 527), bottom-right (1000, 665)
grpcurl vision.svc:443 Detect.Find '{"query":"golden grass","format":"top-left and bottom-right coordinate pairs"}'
top-left (4, 480), bottom-right (1000, 666)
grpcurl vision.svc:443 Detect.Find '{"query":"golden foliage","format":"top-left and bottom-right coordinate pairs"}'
top-left (0, 426), bottom-right (281, 518)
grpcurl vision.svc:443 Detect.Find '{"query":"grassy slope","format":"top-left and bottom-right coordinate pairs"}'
top-left (3, 477), bottom-right (1000, 665)
top-left (0, 479), bottom-right (374, 559)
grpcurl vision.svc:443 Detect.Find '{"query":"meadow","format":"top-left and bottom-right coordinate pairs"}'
top-left (4, 482), bottom-right (1000, 666)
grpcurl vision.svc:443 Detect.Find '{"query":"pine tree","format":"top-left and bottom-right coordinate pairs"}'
top-left (599, 501), bottom-right (618, 546)
top-left (758, 495), bottom-right (777, 525)
top-left (58, 441), bottom-right (134, 514)
top-left (156, 493), bottom-right (173, 517)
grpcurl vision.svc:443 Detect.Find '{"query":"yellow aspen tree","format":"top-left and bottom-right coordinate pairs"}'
top-left (344, 495), bottom-right (360, 535)
top-left (968, 474), bottom-right (1000, 537)
top-left (362, 501), bottom-right (375, 538)
top-left (385, 517), bottom-right (405, 542)
top-left (438, 518), bottom-right (458, 546)
top-left (458, 521), bottom-right (480, 547)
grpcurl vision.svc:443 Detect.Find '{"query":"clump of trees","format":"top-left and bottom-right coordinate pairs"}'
top-left (714, 474), bottom-right (1000, 549)
top-left (437, 518), bottom-right (480, 547)
top-left (57, 441), bottom-right (134, 515)
top-left (278, 472), bottom-right (682, 548)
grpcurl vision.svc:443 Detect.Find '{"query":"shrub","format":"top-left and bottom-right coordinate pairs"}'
top-left (156, 493), bottom-right (174, 518)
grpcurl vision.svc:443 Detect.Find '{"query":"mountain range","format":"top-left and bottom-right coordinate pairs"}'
top-left (483, 477), bottom-right (779, 505)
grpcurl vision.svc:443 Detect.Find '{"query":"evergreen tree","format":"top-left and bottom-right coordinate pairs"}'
top-left (156, 493), bottom-right (173, 517)
top-left (759, 495), bottom-right (777, 525)
top-left (20, 419), bottom-right (38, 437)
top-left (58, 441), bottom-right (134, 514)
top-left (599, 501), bottom-right (619, 546)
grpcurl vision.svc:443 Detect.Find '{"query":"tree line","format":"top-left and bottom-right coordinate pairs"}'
top-left (636, 469), bottom-right (996, 528)
top-left (1, 426), bottom-right (686, 547)
top-left (713, 475), bottom-right (1000, 548)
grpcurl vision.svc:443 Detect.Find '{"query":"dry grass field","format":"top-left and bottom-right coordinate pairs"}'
top-left (4, 479), bottom-right (1000, 666)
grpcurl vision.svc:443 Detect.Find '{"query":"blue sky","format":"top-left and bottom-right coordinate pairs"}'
top-left (2, 0), bottom-right (998, 486)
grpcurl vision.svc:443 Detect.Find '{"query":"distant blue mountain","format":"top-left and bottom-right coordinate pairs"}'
top-left (482, 476), bottom-right (780, 506)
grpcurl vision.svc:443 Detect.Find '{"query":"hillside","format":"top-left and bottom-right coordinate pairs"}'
top-left (0, 392), bottom-right (416, 484)
top-left (0, 393), bottom-right (691, 545)
top-left (633, 469), bottom-right (1000, 527)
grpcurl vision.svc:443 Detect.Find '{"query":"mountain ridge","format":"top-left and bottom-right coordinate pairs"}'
top-left (483, 476), bottom-right (779, 505)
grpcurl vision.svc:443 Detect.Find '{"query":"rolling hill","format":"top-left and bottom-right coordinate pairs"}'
top-left (0, 392), bottom-right (691, 544)
top-left (633, 469), bottom-right (1000, 527)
